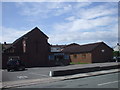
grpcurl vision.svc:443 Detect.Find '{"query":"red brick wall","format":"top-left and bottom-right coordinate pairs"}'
top-left (70, 53), bottom-right (92, 63)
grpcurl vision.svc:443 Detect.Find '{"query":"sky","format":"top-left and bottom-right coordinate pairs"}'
top-left (1, 1), bottom-right (119, 47)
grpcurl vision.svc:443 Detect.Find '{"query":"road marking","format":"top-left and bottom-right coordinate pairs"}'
top-left (17, 76), bottom-right (28, 79)
top-left (98, 80), bottom-right (120, 86)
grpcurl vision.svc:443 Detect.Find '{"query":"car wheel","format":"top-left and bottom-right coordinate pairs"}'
top-left (19, 66), bottom-right (25, 71)
top-left (10, 69), bottom-right (14, 72)
top-left (7, 69), bottom-right (10, 72)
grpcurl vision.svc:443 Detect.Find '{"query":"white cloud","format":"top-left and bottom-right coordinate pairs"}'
top-left (55, 16), bottom-right (117, 32)
top-left (74, 2), bottom-right (92, 8)
top-left (49, 24), bottom-right (118, 46)
top-left (54, 4), bottom-right (72, 16)
top-left (15, 2), bottom-right (92, 18)
top-left (16, 2), bottom-right (72, 17)
top-left (2, 27), bottom-right (29, 43)
top-left (75, 3), bottom-right (118, 19)
top-left (53, 2), bottom-right (118, 32)
top-left (2, 2), bottom-right (118, 47)
top-left (2, 0), bottom-right (120, 2)
top-left (65, 16), bottom-right (76, 21)
top-left (48, 2), bottom-right (118, 47)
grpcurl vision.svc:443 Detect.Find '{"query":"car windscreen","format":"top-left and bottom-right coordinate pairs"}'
top-left (7, 60), bottom-right (19, 65)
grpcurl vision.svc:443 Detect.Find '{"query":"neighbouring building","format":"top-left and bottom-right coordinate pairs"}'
top-left (113, 43), bottom-right (120, 62)
top-left (2, 27), bottom-right (50, 68)
top-left (62, 42), bottom-right (113, 63)
top-left (113, 43), bottom-right (120, 52)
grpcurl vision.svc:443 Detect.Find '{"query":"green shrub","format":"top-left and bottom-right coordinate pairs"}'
top-left (113, 51), bottom-right (120, 57)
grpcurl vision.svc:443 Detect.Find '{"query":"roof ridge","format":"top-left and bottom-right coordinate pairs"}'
top-left (80, 42), bottom-right (103, 46)
top-left (12, 27), bottom-right (48, 45)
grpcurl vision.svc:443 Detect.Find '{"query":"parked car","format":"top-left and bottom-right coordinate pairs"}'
top-left (113, 56), bottom-right (120, 62)
top-left (7, 58), bottom-right (25, 72)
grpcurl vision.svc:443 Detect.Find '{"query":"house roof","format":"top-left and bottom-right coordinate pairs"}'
top-left (13, 27), bottom-right (48, 45)
top-left (3, 27), bottom-right (49, 51)
top-left (113, 43), bottom-right (120, 51)
top-left (2, 43), bottom-right (12, 50)
top-left (51, 43), bottom-right (79, 48)
top-left (62, 42), bottom-right (112, 53)
top-left (51, 45), bottom-right (67, 48)
top-left (65, 43), bottom-right (80, 47)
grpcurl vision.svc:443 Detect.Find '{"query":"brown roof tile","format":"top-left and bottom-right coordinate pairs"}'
top-left (62, 42), bottom-right (111, 53)
top-left (2, 44), bottom-right (12, 50)
top-left (13, 27), bottom-right (48, 45)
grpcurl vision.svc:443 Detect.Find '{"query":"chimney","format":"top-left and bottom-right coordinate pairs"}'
top-left (117, 43), bottom-right (120, 46)
top-left (4, 42), bottom-right (6, 45)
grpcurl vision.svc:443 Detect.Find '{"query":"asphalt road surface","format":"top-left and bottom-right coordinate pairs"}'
top-left (2, 67), bottom-right (51, 82)
top-left (2, 62), bottom-right (119, 82)
top-left (5, 72), bottom-right (119, 88)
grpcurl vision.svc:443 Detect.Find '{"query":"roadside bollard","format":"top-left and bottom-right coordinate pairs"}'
top-left (49, 71), bottom-right (53, 77)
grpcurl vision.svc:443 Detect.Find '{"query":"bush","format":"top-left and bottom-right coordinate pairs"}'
top-left (113, 51), bottom-right (120, 57)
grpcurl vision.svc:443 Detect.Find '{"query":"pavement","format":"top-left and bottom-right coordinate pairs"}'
top-left (1, 62), bottom-right (120, 88)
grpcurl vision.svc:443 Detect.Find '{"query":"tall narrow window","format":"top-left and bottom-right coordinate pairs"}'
top-left (22, 40), bottom-right (26, 53)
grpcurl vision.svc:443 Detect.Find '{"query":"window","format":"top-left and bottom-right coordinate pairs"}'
top-left (64, 55), bottom-right (69, 60)
top-left (73, 54), bottom-right (77, 58)
top-left (49, 55), bottom-right (54, 60)
top-left (22, 40), bottom-right (26, 53)
top-left (7, 48), bottom-right (14, 53)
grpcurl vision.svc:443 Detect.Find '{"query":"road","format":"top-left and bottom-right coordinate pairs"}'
top-left (9, 72), bottom-right (119, 88)
top-left (2, 67), bottom-right (51, 82)
top-left (2, 62), bottom-right (119, 82)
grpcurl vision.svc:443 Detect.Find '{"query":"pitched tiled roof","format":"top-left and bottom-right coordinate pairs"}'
top-left (61, 43), bottom-right (81, 53)
top-left (2, 27), bottom-right (49, 51)
top-left (50, 43), bottom-right (79, 49)
top-left (2, 43), bottom-right (12, 51)
top-left (51, 45), bottom-right (67, 48)
top-left (65, 43), bottom-right (80, 47)
top-left (13, 27), bottom-right (48, 45)
top-left (62, 42), bottom-right (111, 53)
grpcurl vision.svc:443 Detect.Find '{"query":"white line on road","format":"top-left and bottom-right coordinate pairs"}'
top-left (98, 80), bottom-right (120, 86)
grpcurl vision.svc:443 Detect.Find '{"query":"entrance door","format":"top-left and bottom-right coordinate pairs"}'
top-left (55, 55), bottom-right (64, 66)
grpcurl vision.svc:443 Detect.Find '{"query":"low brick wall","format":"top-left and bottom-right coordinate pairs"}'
top-left (50, 64), bottom-right (120, 77)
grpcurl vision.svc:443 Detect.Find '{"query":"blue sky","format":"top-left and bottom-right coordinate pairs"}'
top-left (1, 1), bottom-right (118, 47)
